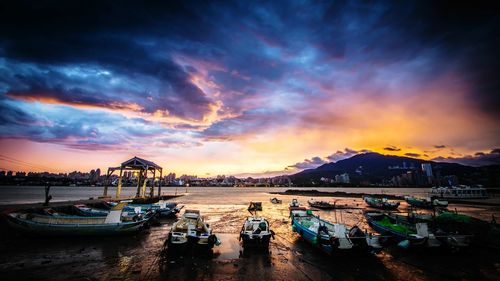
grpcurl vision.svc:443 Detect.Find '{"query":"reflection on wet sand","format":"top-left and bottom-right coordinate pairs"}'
top-left (0, 188), bottom-right (499, 280)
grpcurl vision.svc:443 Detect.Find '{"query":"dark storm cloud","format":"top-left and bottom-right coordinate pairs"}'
top-left (326, 148), bottom-right (371, 162)
top-left (0, 0), bottom-right (499, 148)
top-left (384, 146), bottom-right (401, 152)
top-left (287, 148), bottom-right (371, 171)
top-left (433, 148), bottom-right (500, 167)
top-left (286, 156), bottom-right (328, 171)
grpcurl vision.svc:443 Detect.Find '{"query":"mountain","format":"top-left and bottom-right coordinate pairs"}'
top-left (290, 152), bottom-right (498, 187)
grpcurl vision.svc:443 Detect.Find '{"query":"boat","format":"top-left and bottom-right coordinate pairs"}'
top-left (108, 200), bottom-right (181, 217)
top-left (364, 211), bottom-right (428, 247)
top-left (290, 209), bottom-right (381, 254)
top-left (270, 197), bottom-right (282, 204)
top-left (363, 196), bottom-right (400, 210)
top-left (239, 216), bottom-right (275, 248)
top-left (73, 204), bottom-right (110, 217)
top-left (289, 198), bottom-right (306, 211)
top-left (5, 203), bottom-right (152, 236)
top-left (430, 185), bottom-right (488, 199)
top-left (364, 211), bottom-right (470, 249)
top-left (308, 199), bottom-right (349, 210)
top-left (248, 201), bottom-right (263, 211)
top-left (405, 196), bottom-right (448, 208)
top-left (167, 210), bottom-right (220, 251)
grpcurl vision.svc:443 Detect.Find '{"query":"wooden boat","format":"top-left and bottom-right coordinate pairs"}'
top-left (270, 197), bottom-right (282, 204)
top-left (308, 199), bottom-right (350, 210)
top-left (363, 196), bottom-right (400, 210)
top-left (364, 211), bottom-right (427, 247)
top-left (5, 203), bottom-right (151, 236)
top-left (239, 216), bottom-right (275, 248)
top-left (73, 204), bottom-right (110, 217)
top-left (291, 209), bottom-right (381, 254)
top-left (405, 196), bottom-right (448, 209)
top-left (107, 200), bottom-right (181, 217)
top-left (167, 210), bottom-right (220, 251)
top-left (248, 201), bottom-right (263, 211)
top-left (364, 211), bottom-right (470, 249)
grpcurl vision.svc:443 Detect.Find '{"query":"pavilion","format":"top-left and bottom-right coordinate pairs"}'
top-left (103, 156), bottom-right (163, 199)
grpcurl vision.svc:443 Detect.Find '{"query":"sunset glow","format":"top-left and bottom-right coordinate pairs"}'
top-left (1, 1), bottom-right (498, 176)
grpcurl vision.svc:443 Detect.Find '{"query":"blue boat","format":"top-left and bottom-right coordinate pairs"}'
top-left (6, 203), bottom-right (151, 236)
top-left (109, 201), bottom-right (181, 217)
top-left (290, 209), bottom-right (381, 254)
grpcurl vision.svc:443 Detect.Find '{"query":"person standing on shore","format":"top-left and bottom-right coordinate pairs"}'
top-left (43, 183), bottom-right (52, 206)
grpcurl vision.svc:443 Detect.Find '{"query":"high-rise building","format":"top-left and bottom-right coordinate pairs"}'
top-left (421, 163), bottom-right (433, 177)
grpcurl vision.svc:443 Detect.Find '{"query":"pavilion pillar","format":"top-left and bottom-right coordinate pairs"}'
top-left (141, 166), bottom-right (148, 197)
top-left (150, 169), bottom-right (156, 198)
top-left (158, 169), bottom-right (162, 197)
top-left (103, 168), bottom-right (111, 197)
top-left (116, 167), bottom-right (123, 199)
top-left (136, 169), bottom-right (142, 198)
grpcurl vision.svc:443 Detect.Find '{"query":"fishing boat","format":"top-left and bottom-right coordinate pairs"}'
top-left (5, 203), bottom-right (151, 236)
top-left (364, 211), bottom-right (428, 247)
top-left (167, 210), bottom-right (220, 251)
top-left (363, 196), bottom-right (400, 210)
top-left (289, 198), bottom-right (306, 212)
top-left (405, 196), bottom-right (448, 208)
top-left (270, 197), bottom-right (282, 204)
top-left (107, 200), bottom-right (181, 217)
top-left (73, 204), bottom-right (110, 217)
top-left (248, 201), bottom-right (263, 211)
top-left (308, 199), bottom-right (350, 210)
top-left (291, 209), bottom-right (381, 254)
top-left (239, 216), bottom-right (275, 248)
top-left (430, 185), bottom-right (488, 199)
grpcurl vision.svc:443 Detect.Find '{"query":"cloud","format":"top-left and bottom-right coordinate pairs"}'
top-left (286, 156), bottom-right (328, 171)
top-left (326, 148), bottom-right (370, 162)
top-left (384, 146), bottom-right (401, 152)
top-left (0, 99), bottom-right (196, 150)
top-left (434, 145), bottom-right (446, 149)
top-left (286, 148), bottom-right (370, 171)
top-left (433, 149), bottom-right (500, 167)
top-left (404, 153), bottom-right (421, 158)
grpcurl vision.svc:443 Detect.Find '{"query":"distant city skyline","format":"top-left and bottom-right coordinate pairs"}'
top-left (0, 2), bottom-right (499, 176)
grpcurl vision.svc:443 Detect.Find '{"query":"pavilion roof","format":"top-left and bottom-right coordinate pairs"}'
top-left (120, 156), bottom-right (162, 170)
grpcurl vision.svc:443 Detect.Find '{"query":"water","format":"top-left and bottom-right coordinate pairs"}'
top-left (0, 186), bottom-right (498, 280)
top-left (0, 185), bottom-right (432, 205)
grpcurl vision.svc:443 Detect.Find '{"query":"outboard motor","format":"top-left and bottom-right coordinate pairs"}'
top-left (348, 226), bottom-right (367, 247)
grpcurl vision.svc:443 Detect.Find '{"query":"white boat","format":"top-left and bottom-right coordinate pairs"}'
top-left (289, 198), bottom-right (306, 211)
top-left (167, 210), bottom-right (220, 250)
top-left (239, 217), bottom-right (274, 248)
top-left (430, 185), bottom-right (488, 199)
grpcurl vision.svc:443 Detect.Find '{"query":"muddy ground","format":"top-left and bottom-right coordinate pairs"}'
top-left (0, 191), bottom-right (499, 281)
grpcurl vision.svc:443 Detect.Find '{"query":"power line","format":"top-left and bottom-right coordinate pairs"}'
top-left (0, 154), bottom-right (53, 171)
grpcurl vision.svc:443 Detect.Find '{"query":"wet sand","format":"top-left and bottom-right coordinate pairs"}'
top-left (0, 189), bottom-right (499, 281)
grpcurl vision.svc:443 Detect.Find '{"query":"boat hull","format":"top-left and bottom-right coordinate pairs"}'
top-left (6, 214), bottom-right (147, 236)
top-left (240, 233), bottom-right (272, 248)
top-left (364, 213), bottom-right (426, 246)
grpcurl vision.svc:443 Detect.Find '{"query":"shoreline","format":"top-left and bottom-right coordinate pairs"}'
top-left (0, 194), bottom-right (183, 212)
top-left (271, 189), bottom-right (500, 207)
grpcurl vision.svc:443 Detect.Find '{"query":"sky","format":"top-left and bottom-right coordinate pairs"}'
top-left (0, 1), bottom-right (499, 176)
